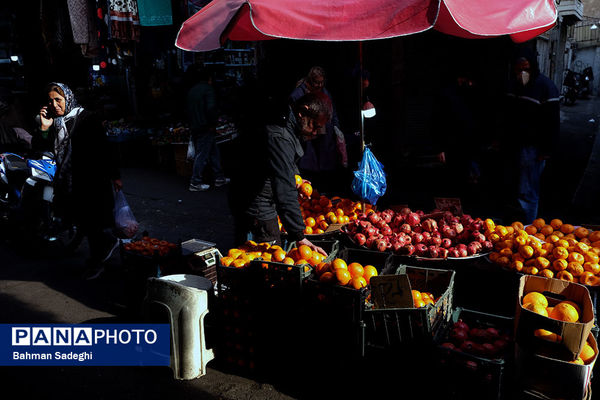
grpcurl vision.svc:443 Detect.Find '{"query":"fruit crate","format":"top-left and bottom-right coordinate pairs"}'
top-left (249, 238), bottom-right (341, 293)
top-left (433, 307), bottom-right (514, 400)
top-left (305, 247), bottom-right (393, 322)
top-left (216, 261), bottom-right (259, 296)
top-left (213, 290), bottom-right (265, 377)
top-left (249, 259), bottom-right (313, 293)
top-left (363, 265), bottom-right (455, 349)
top-left (214, 286), bottom-right (310, 376)
top-left (120, 239), bottom-right (184, 276)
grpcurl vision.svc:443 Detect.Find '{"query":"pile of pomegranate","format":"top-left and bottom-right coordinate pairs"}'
top-left (343, 207), bottom-right (493, 259)
top-left (439, 319), bottom-right (511, 360)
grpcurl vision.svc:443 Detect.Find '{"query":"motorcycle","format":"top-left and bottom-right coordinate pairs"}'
top-left (0, 151), bottom-right (82, 250)
top-left (562, 69), bottom-right (580, 106)
top-left (580, 67), bottom-right (594, 99)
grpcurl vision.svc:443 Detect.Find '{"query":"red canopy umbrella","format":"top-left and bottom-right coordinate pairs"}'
top-left (175, 0), bottom-right (557, 52)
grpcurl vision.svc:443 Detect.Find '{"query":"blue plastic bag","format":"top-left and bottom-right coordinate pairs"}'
top-left (352, 146), bottom-right (387, 205)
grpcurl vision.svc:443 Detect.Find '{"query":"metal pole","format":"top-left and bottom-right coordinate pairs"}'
top-left (359, 41), bottom-right (365, 152)
top-left (358, 41), bottom-right (366, 211)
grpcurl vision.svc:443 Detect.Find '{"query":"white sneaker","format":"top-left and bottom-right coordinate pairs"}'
top-left (215, 177), bottom-right (230, 187)
top-left (189, 183), bottom-right (210, 192)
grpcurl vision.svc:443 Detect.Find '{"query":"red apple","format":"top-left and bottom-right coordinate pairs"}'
top-left (404, 244), bottom-right (415, 256)
top-left (368, 212), bottom-right (381, 225)
top-left (400, 223), bottom-right (412, 234)
top-left (375, 239), bottom-right (388, 252)
top-left (422, 218), bottom-right (438, 233)
top-left (354, 233), bottom-right (366, 246)
top-left (406, 212), bottom-right (421, 227)
top-left (415, 244), bottom-right (428, 256)
top-left (454, 320), bottom-right (469, 332)
top-left (428, 246), bottom-right (440, 258)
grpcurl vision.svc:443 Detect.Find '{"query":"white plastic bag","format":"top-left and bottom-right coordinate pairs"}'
top-left (186, 138), bottom-right (195, 161)
top-left (114, 190), bottom-right (139, 238)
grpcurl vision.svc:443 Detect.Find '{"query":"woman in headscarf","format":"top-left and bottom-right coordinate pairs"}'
top-left (36, 82), bottom-right (122, 275)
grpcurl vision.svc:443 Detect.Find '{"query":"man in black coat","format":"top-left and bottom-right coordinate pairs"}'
top-left (228, 92), bottom-right (329, 254)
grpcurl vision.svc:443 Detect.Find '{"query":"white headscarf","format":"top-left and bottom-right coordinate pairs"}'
top-left (50, 82), bottom-right (84, 163)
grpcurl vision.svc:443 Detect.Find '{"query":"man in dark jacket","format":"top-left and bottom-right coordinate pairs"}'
top-left (228, 92), bottom-right (329, 254)
top-left (186, 66), bottom-right (229, 191)
top-left (504, 49), bottom-right (560, 224)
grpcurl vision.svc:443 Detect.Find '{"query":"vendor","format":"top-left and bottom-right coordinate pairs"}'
top-left (228, 92), bottom-right (329, 255)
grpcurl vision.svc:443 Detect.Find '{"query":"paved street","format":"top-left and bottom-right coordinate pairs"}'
top-left (0, 96), bottom-right (600, 399)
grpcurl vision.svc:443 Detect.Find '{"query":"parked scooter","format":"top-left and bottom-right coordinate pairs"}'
top-left (0, 151), bottom-right (82, 249)
top-left (562, 69), bottom-right (580, 106)
top-left (580, 67), bottom-right (594, 99)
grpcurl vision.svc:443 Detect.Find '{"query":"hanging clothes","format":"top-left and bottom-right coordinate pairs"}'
top-left (67, 0), bottom-right (102, 56)
top-left (108, 0), bottom-right (140, 42)
top-left (67, 0), bottom-right (91, 44)
top-left (137, 0), bottom-right (172, 26)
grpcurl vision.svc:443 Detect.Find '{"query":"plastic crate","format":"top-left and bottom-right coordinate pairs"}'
top-left (250, 259), bottom-right (312, 292)
top-left (216, 262), bottom-right (258, 296)
top-left (304, 247), bottom-right (393, 324)
top-left (363, 265), bottom-right (455, 349)
top-left (250, 239), bottom-right (340, 293)
top-left (434, 307), bottom-right (514, 400)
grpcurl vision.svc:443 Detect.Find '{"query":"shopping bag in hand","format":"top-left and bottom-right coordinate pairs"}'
top-left (113, 190), bottom-right (139, 238)
top-left (186, 138), bottom-right (195, 161)
top-left (352, 146), bottom-right (387, 205)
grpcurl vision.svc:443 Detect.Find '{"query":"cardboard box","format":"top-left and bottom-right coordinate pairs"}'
top-left (515, 333), bottom-right (597, 400)
top-left (515, 275), bottom-right (595, 360)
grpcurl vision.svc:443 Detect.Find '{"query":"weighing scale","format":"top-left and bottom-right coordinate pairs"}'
top-left (181, 239), bottom-right (222, 285)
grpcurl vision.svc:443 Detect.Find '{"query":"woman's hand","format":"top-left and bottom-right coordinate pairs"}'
top-left (298, 238), bottom-right (327, 256)
top-left (39, 107), bottom-right (53, 131)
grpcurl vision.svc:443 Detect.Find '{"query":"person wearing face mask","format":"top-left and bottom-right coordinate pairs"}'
top-left (35, 82), bottom-right (122, 279)
top-left (503, 49), bottom-right (560, 224)
top-left (227, 92), bottom-right (329, 255)
top-left (289, 66), bottom-right (347, 195)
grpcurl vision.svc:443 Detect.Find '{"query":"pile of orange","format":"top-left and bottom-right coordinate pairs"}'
top-left (220, 241), bottom-right (329, 271)
top-left (486, 218), bottom-right (600, 286)
top-left (278, 174), bottom-right (366, 235)
top-left (220, 241), bottom-right (282, 268)
top-left (522, 291), bottom-right (582, 322)
top-left (524, 291), bottom-right (596, 365)
top-left (313, 257), bottom-right (378, 290)
top-left (123, 236), bottom-right (178, 257)
top-left (412, 289), bottom-right (438, 308)
top-left (525, 218), bottom-right (600, 247)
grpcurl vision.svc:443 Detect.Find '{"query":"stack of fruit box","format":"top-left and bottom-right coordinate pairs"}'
top-left (120, 238), bottom-right (184, 311)
top-left (303, 247), bottom-right (394, 358)
top-left (363, 264), bottom-right (455, 353)
top-left (433, 307), bottom-right (514, 400)
top-left (214, 253), bottom-right (266, 374)
top-left (514, 275), bottom-right (598, 400)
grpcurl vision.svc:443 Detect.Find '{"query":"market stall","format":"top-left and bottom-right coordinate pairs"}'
top-left (109, 1), bottom-right (600, 398)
